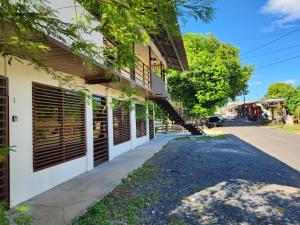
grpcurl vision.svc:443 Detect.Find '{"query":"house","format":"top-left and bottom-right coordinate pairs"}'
top-left (0, 0), bottom-right (202, 207)
top-left (262, 98), bottom-right (287, 122)
top-left (227, 102), bottom-right (263, 121)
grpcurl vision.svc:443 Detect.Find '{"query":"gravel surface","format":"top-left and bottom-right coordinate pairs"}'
top-left (139, 135), bottom-right (300, 225)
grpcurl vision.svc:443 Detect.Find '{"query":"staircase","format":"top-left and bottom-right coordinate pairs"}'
top-left (153, 99), bottom-right (205, 135)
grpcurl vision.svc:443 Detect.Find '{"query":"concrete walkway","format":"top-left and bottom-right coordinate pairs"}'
top-left (27, 134), bottom-right (185, 225)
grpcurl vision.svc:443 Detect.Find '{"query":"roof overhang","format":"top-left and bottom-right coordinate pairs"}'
top-left (0, 27), bottom-right (153, 98)
top-left (150, 14), bottom-right (188, 71)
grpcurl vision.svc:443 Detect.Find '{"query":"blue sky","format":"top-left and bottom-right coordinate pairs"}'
top-left (181, 0), bottom-right (300, 102)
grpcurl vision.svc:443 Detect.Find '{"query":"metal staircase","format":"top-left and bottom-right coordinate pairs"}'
top-left (153, 99), bottom-right (205, 135)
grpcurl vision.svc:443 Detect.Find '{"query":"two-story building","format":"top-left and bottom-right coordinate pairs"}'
top-left (0, 0), bottom-right (201, 207)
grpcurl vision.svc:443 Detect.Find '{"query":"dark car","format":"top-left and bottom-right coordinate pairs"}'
top-left (205, 116), bottom-right (223, 128)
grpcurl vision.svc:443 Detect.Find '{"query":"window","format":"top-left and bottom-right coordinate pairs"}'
top-left (136, 104), bottom-right (147, 138)
top-left (32, 83), bottom-right (86, 171)
top-left (149, 108), bottom-right (154, 140)
top-left (0, 76), bottom-right (9, 202)
top-left (93, 95), bottom-right (109, 166)
top-left (113, 101), bottom-right (131, 145)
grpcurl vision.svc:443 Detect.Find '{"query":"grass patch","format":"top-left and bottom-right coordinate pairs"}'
top-left (174, 136), bottom-right (191, 141)
top-left (74, 160), bottom-right (159, 225)
top-left (195, 134), bottom-right (228, 141)
top-left (167, 215), bottom-right (188, 225)
top-left (268, 124), bottom-right (300, 133)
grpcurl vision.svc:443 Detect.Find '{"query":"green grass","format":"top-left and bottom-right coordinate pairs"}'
top-left (195, 134), bottom-right (228, 141)
top-left (74, 160), bottom-right (159, 225)
top-left (174, 136), bottom-right (191, 141)
top-left (268, 124), bottom-right (300, 133)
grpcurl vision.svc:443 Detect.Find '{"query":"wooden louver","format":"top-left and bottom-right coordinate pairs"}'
top-left (93, 95), bottom-right (109, 166)
top-left (113, 101), bottom-right (131, 145)
top-left (149, 108), bottom-right (154, 140)
top-left (136, 104), bottom-right (147, 138)
top-left (0, 76), bottom-right (9, 202)
top-left (32, 83), bottom-right (86, 171)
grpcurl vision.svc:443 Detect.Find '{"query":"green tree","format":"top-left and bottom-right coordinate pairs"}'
top-left (287, 88), bottom-right (300, 115)
top-left (0, 0), bottom-right (215, 76)
top-left (266, 82), bottom-right (296, 99)
top-left (168, 33), bottom-right (253, 118)
top-left (266, 83), bottom-right (300, 115)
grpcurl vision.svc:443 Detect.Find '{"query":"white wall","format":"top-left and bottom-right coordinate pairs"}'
top-left (0, 57), bottom-right (150, 206)
top-left (48, 0), bottom-right (104, 63)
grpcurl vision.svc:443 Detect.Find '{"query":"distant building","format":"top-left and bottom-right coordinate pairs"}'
top-left (262, 98), bottom-right (287, 122)
top-left (224, 102), bottom-right (263, 121)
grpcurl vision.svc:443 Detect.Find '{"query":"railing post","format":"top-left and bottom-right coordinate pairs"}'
top-left (143, 64), bottom-right (145, 87)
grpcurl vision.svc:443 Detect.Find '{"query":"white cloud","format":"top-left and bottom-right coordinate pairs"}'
top-left (284, 79), bottom-right (296, 84)
top-left (261, 0), bottom-right (300, 28)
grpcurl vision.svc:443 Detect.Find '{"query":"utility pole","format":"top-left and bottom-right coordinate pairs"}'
top-left (243, 90), bottom-right (246, 118)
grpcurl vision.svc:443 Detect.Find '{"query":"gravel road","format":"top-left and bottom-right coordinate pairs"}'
top-left (139, 135), bottom-right (300, 225)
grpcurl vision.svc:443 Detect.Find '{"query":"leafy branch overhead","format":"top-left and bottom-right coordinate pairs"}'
top-left (0, 0), bottom-right (215, 74)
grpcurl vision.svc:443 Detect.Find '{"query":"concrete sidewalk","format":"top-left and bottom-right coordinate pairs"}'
top-left (26, 134), bottom-right (185, 225)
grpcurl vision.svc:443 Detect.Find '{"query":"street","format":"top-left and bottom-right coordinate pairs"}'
top-left (220, 119), bottom-right (300, 171)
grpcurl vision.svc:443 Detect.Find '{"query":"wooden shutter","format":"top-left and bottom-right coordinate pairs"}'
top-left (0, 76), bottom-right (9, 203)
top-left (136, 104), bottom-right (147, 138)
top-left (93, 95), bottom-right (108, 166)
top-left (32, 83), bottom-right (86, 171)
top-left (113, 101), bottom-right (131, 145)
top-left (149, 109), bottom-right (154, 140)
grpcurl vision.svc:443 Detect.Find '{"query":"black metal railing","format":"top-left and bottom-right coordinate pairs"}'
top-left (151, 64), bottom-right (166, 82)
top-left (103, 37), bottom-right (152, 90)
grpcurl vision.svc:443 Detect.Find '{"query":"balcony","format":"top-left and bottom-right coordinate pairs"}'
top-left (95, 38), bottom-right (168, 98)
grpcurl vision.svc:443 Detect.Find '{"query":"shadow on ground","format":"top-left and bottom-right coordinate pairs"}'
top-left (141, 135), bottom-right (300, 225)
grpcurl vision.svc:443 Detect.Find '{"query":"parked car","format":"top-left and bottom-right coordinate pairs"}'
top-left (215, 114), bottom-right (224, 122)
top-left (205, 116), bottom-right (224, 128)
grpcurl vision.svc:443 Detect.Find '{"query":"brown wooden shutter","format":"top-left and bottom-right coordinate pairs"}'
top-left (93, 95), bottom-right (109, 166)
top-left (136, 104), bottom-right (147, 138)
top-left (32, 83), bottom-right (86, 171)
top-left (0, 76), bottom-right (9, 203)
top-left (113, 101), bottom-right (131, 145)
top-left (149, 108), bottom-right (154, 140)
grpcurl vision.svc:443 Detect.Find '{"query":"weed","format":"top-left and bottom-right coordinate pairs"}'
top-left (195, 134), bottom-right (228, 141)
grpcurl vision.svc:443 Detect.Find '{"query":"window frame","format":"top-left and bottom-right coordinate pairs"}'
top-left (32, 82), bottom-right (86, 171)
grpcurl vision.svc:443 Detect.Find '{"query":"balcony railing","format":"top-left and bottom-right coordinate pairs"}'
top-left (151, 64), bottom-right (166, 82)
top-left (103, 37), bottom-right (153, 90)
top-left (121, 57), bottom-right (152, 89)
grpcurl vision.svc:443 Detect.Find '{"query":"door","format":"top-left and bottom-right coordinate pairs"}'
top-left (93, 95), bottom-right (109, 167)
top-left (0, 76), bottom-right (9, 203)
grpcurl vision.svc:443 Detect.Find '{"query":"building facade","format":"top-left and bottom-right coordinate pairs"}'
top-left (0, 0), bottom-right (188, 206)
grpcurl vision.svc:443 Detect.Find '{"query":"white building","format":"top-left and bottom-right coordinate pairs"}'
top-left (0, 0), bottom-right (190, 206)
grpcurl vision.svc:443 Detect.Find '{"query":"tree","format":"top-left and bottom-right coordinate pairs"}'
top-left (168, 33), bottom-right (253, 118)
top-left (266, 83), bottom-right (295, 99)
top-left (266, 83), bottom-right (300, 116)
top-left (0, 0), bottom-right (215, 76)
top-left (287, 88), bottom-right (300, 115)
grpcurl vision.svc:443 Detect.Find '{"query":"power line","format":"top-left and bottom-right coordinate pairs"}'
top-left (241, 29), bottom-right (300, 56)
top-left (168, 56), bottom-right (300, 88)
top-left (233, 25), bottom-right (300, 42)
top-left (256, 55), bottom-right (300, 70)
top-left (234, 33), bottom-right (284, 42)
top-left (243, 44), bottom-right (300, 59)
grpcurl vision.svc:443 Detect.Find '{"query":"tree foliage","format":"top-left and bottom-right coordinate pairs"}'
top-left (266, 82), bottom-right (295, 99)
top-left (168, 33), bottom-right (253, 118)
top-left (266, 82), bottom-right (300, 115)
top-left (0, 0), bottom-right (215, 74)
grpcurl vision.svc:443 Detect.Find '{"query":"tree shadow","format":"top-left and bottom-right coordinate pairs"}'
top-left (141, 134), bottom-right (300, 224)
